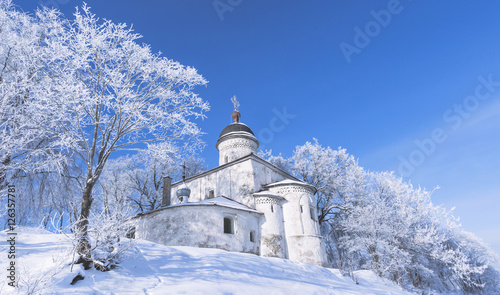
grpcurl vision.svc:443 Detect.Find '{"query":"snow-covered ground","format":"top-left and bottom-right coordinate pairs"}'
top-left (0, 227), bottom-right (415, 294)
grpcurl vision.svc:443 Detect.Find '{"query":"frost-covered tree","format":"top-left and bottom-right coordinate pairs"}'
top-left (99, 142), bottom-right (206, 214)
top-left (1, 2), bottom-right (209, 265)
top-left (60, 5), bottom-right (209, 260)
top-left (1, 162), bottom-right (83, 230)
top-left (337, 171), bottom-right (499, 293)
top-left (290, 139), bottom-right (365, 224)
top-left (263, 140), bottom-right (500, 294)
top-left (0, 1), bottom-right (74, 190)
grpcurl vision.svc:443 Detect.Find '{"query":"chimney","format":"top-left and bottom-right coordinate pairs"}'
top-left (162, 176), bottom-right (172, 207)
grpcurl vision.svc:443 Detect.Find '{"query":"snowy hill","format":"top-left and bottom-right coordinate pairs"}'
top-left (0, 227), bottom-right (416, 294)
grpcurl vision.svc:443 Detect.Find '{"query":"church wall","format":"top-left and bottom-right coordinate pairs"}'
top-left (134, 205), bottom-right (261, 255)
top-left (169, 156), bottom-right (295, 211)
top-left (286, 235), bottom-right (328, 267)
top-left (218, 136), bottom-right (258, 165)
top-left (170, 159), bottom-right (258, 209)
top-left (250, 160), bottom-right (288, 193)
top-left (279, 192), bottom-right (312, 237)
top-left (299, 194), bottom-right (320, 236)
top-left (215, 160), bottom-right (256, 207)
top-left (267, 184), bottom-right (327, 267)
top-left (254, 195), bottom-right (287, 259)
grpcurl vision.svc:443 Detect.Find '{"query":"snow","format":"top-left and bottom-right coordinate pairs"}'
top-left (167, 196), bottom-right (261, 213)
top-left (0, 227), bottom-right (415, 294)
top-left (252, 191), bottom-right (285, 199)
top-left (265, 179), bottom-right (311, 187)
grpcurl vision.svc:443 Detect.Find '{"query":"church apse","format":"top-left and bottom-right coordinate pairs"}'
top-left (254, 191), bottom-right (287, 258)
top-left (264, 180), bottom-right (328, 267)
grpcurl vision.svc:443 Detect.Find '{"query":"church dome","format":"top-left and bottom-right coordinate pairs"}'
top-left (218, 122), bottom-right (255, 138)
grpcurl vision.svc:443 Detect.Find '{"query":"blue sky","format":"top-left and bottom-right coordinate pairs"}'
top-left (17, 1), bottom-right (500, 255)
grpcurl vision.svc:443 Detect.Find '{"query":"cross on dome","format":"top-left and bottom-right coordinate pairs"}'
top-left (230, 96), bottom-right (241, 123)
top-left (231, 95), bottom-right (240, 111)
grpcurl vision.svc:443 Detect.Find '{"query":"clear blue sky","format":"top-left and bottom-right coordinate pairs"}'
top-left (17, 1), bottom-right (500, 255)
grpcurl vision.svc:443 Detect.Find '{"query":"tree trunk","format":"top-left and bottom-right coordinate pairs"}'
top-left (0, 155), bottom-right (11, 191)
top-left (76, 180), bottom-right (95, 258)
top-left (59, 213), bottom-right (64, 231)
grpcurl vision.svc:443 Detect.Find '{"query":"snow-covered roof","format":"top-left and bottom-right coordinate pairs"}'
top-left (268, 179), bottom-right (305, 186)
top-left (169, 196), bottom-right (262, 214)
top-left (265, 179), bottom-right (312, 187)
top-left (132, 196), bottom-right (262, 218)
top-left (263, 179), bottom-right (317, 194)
top-left (252, 191), bottom-right (285, 199)
top-left (196, 196), bottom-right (260, 212)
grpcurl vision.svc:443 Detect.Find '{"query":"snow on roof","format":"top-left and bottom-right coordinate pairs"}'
top-left (132, 196), bottom-right (262, 218)
top-left (264, 179), bottom-right (317, 193)
top-left (176, 196), bottom-right (262, 214)
top-left (269, 179), bottom-right (304, 185)
top-left (265, 179), bottom-right (311, 187)
top-left (252, 191), bottom-right (285, 199)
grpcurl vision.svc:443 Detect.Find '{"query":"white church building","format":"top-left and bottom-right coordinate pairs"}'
top-left (133, 101), bottom-right (327, 267)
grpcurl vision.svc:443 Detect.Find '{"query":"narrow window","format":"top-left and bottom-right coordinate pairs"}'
top-left (300, 205), bottom-right (303, 213)
top-left (310, 208), bottom-right (315, 221)
top-left (208, 189), bottom-right (215, 199)
top-left (224, 217), bottom-right (233, 234)
top-left (270, 204), bottom-right (274, 213)
top-left (250, 231), bottom-right (255, 243)
top-left (224, 155), bottom-right (228, 164)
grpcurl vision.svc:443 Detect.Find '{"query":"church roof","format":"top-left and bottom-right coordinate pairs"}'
top-left (252, 191), bottom-right (285, 199)
top-left (264, 179), bottom-right (317, 194)
top-left (171, 153), bottom-right (301, 188)
top-left (218, 122), bottom-right (255, 138)
top-left (194, 196), bottom-right (261, 213)
top-left (133, 196), bottom-right (262, 218)
top-left (266, 179), bottom-right (311, 186)
top-left (166, 196), bottom-right (262, 214)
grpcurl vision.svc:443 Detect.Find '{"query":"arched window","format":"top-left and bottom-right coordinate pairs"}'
top-left (310, 208), bottom-right (315, 221)
top-left (224, 217), bottom-right (233, 234)
top-left (250, 230), bottom-right (255, 243)
top-left (270, 204), bottom-right (274, 213)
top-left (224, 155), bottom-right (229, 164)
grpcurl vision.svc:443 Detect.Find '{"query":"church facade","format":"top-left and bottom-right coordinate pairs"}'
top-left (133, 104), bottom-right (327, 267)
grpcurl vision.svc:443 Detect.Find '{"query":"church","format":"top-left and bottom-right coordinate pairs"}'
top-left (132, 98), bottom-right (327, 267)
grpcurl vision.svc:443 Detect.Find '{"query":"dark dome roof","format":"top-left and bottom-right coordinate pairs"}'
top-left (219, 123), bottom-right (255, 138)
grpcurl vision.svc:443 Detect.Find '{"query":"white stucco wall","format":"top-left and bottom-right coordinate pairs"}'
top-left (266, 181), bottom-right (327, 267)
top-left (217, 136), bottom-right (258, 165)
top-left (171, 160), bottom-right (256, 208)
top-left (287, 235), bottom-right (328, 267)
top-left (254, 193), bottom-right (287, 258)
top-left (134, 204), bottom-right (262, 255)
top-left (250, 159), bottom-right (292, 193)
top-left (170, 156), bottom-right (291, 209)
